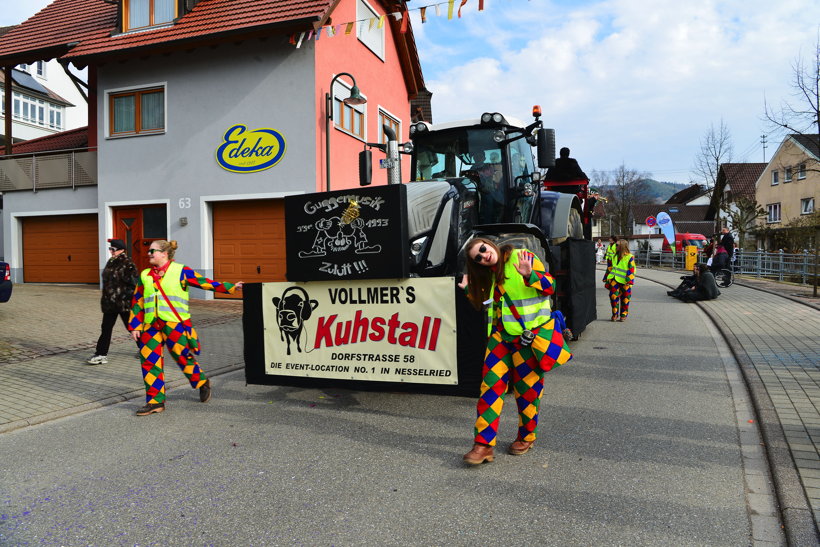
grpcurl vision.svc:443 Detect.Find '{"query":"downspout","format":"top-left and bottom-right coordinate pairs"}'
top-left (3, 66), bottom-right (11, 156)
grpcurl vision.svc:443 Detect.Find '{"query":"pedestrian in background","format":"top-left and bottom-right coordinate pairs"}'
top-left (128, 239), bottom-right (243, 416)
top-left (595, 238), bottom-right (605, 264)
top-left (87, 239), bottom-right (138, 365)
top-left (605, 239), bottom-right (635, 321)
top-left (604, 235), bottom-right (617, 265)
top-left (458, 238), bottom-right (572, 465)
top-left (720, 227), bottom-right (734, 257)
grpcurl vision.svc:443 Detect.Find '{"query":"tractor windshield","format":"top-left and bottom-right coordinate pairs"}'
top-left (411, 127), bottom-right (502, 182)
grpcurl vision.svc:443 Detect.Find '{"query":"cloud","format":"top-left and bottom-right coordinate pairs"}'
top-left (413, 0), bottom-right (820, 182)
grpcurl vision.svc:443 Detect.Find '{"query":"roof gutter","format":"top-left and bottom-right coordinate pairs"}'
top-left (0, 44), bottom-right (74, 67)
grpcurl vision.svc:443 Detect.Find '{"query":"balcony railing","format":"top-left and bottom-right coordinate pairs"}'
top-left (0, 148), bottom-right (97, 192)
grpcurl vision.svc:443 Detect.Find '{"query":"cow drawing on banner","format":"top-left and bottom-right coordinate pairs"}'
top-left (272, 286), bottom-right (319, 355)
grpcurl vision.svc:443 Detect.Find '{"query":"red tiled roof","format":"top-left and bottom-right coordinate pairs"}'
top-left (665, 184), bottom-right (707, 205)
top-left (717, 163), bottom-right (766, 199)
top-left (11, 126), bottom-right (89, 154)
top-left (0, 0), bottom-right (332, 65)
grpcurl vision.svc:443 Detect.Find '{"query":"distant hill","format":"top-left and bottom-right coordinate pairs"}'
top-left (642, 179), bottom-right (690, 203)
top-left (592, 179), bottom-right (690, 204)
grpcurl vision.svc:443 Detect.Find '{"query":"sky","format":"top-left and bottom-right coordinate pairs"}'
top-left (3, 0), bottom-right (820, 184)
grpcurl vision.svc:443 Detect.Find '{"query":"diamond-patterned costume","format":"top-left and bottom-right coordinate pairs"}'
top-left (129, 262), bottom-right (237, 404)
top-left (471, 250), bottom-right (572, 447)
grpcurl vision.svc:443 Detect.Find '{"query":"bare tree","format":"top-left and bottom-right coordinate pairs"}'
top-left (764, 38), bottom-right (820, 173)
top-left (694, 120), bottom-right (734, 189)
top-left (598, 164), bottom-right (652, 235)
top-left (725, 197), bottom-right (766, 250)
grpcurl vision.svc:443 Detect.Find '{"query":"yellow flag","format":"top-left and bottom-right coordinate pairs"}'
top-left (377, 15), bottom-right (385, 29)
top-left (345, 22), bottom-right (354, 35)
top-left (448, 0), bottom-right (454, 20)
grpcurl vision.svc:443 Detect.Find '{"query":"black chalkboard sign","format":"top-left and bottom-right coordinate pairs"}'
top-left (285, 185), bottom-right (409, 281)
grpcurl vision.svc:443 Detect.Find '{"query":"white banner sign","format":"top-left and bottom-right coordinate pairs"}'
top-left (261, 278), bottom-right (458, 384)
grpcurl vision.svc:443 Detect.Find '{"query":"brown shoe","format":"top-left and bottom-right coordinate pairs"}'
top-left (508, 439), bottom-right (534, 455)
top-left (199, 379), bottom-right (212, 403)
top-left (463, 443), bottom-right (494, 465)
top-left (136, 403), bottom-right (165, 416)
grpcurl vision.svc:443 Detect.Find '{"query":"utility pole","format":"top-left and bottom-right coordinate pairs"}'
top-left (760, 134), bottom-right (767, 162)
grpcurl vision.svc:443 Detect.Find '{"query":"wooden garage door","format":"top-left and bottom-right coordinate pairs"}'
top-left (23, 214), bottom-right (99, 283)
top-left (213, 199), bottom-right (286, 299)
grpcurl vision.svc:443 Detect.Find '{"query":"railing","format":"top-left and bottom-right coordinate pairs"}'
top-left (633, 249), bottom-right (820, 285)
top-left (0, 148), bottom-right (97, 192)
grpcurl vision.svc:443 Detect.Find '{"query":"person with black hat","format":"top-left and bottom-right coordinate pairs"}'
top-left (87, 239), bottom-right (139, 365)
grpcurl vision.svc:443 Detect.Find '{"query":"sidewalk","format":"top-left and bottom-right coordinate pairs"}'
top-left (635, 267), bottom-right (820, 542)
top-left (0, 284), bottom-right (244, 430)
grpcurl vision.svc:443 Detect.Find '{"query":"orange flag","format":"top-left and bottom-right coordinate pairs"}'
top-left (458, 0), bottom-right (468, 18)
top-left (400, 10), bottom-right (409, 33)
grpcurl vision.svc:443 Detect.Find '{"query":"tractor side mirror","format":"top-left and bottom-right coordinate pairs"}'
top-left (359, 149), bottom-right (372, 186)
top-left (536, 128), bottom-right (555, 168)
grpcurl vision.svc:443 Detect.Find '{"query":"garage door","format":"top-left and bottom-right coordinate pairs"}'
top-left (213, 199), bottom-right (286, 299)
top-left (23, 214), bottom-right (99, 283)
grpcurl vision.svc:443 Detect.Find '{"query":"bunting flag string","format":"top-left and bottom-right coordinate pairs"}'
top-left (292, 0), bottom-right (486, 46)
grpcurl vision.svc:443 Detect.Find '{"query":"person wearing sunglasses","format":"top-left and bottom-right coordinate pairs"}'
top-left (127, 239), bottom-right (244, 416)
top-left (87, 239), bottom-right (140, 365)
top-left (458, 238), bottom-right (572, 465)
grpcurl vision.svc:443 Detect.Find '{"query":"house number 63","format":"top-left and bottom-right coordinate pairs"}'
top-left (178, 197), bottom-right (192, 209)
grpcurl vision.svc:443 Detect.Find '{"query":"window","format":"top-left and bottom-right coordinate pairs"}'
top-left (357, 0), bottom-right (385, 59)
top-left (108, 86), bottom-right (165, 137)
top-left (798, 163), bottom-right (806, 180)
top-left (802, 198), bottom-right (815, 215)
top-left (17, 63), bottom-right (28, 72)
top-left (785, 167), bottom-right (792, 182)
top-left (124, 0), bottom-right (176, 31)
top-left (8, 92), bottom-right (59, 129)
top-left (332, 81), bottom-right (365, 140)
top-left (767, 203), bottom-right (781, 223)
top-left (378, 109), bottom-right (400, 145)
top-left (771, 170), bottom-right (779, 185)
top-left (35, 61), bottom-right (45, 78)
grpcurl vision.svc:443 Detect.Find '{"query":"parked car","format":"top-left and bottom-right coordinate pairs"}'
top-left (0, 261), bottom-right (12, 302)
top-left (662, 233), bottom-right (708, 253)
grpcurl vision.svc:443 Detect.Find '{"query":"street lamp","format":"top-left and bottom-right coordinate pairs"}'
top-left (325, 72), bottom-right (366, 192)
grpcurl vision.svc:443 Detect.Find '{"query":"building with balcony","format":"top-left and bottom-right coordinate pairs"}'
top-left (0, 0), bottom-right (427, 289)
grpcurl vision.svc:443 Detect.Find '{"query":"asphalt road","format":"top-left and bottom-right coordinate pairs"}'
top-left (0, 278), bottom-right (767, 546)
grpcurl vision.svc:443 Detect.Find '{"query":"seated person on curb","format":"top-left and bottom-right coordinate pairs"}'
top-left (673, 263), bottom-right (720, 303)
top-left (667, 271), bottom-right (697, 298)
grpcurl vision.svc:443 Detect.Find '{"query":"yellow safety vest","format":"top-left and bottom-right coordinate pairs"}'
top-left (604, 243), bottom-right (616, 263)
top-left (486, 249), bottom-right (553, 336)
top-left (606, 254), bottom-right (633, 284)
top-left (141, 262), bottom-right (190, 324)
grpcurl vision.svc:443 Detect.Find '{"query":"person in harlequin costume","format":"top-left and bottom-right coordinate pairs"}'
top-left (604, 239), bottom-right (635, 322)
top-left (458, 238), bottom-right (572, 465)
top-left (128, 239), bottom-right (243, 416)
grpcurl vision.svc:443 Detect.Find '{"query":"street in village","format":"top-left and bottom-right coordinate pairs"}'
top-left (2, 268), bottom-right (818, 545)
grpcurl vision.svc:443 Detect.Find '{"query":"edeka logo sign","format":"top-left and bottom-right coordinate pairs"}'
top-left (216, 124), bottom-right (286, 173)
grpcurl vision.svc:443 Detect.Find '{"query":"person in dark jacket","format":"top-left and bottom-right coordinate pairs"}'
top-left (87, 239), bottom-right (139, 365)
top-left (720, 227), bottom-right (735, 257)
top-left (677, 263), bottom-right (720, 302)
